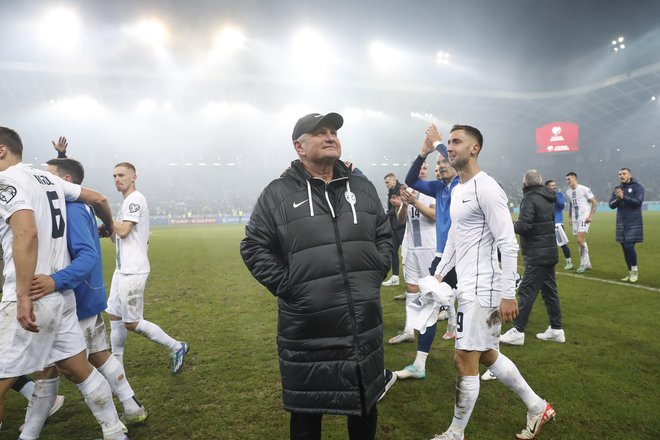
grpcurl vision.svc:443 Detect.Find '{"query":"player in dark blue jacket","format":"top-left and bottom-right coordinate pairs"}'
top-left (393, 125), bottom-right (459, 380)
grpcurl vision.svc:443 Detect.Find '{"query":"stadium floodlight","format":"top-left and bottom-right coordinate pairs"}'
top-left (611, 36), bottom-right (625, 53)
top-left (38, 7), bottom-right (81, 49)
top-left (436, 51), bottom-right (450, 65)
top-left (369, 41), bottom-right (401, 68)
top-left (410, 111), bottom-right (434, 120)
top-left (291, 27), bottom-right (330, 56)
top-left (290, 28), bottom-right (333, 84)
top-left (214, 26), bottom-right (246, 53)
top-left (136, 99), bottom-right (157, 113)
top-left (134, 19), bottom-right (168, 47)
top-left (652, 96), bottom-right (656, 102)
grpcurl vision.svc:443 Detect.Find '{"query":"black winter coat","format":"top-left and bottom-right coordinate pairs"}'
top-left (514, 185), bottom-right (558, 266)
top-left (240, 160), bottom-right (393, 416)
top-left (608, 178), bottom-right (644, 243)
top-left (387, 180), bottom-right (406, 236)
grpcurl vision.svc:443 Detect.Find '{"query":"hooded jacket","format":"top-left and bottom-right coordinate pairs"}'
top-left (514, 185), bottom-right (559, 266)
top-left (608, 178), bottom-right (644, 243)
top-left (240, 159), bottom-right (393, 416)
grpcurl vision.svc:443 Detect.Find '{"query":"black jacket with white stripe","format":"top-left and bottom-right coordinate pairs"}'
top-left (240, 159), bottom-right (392, 416)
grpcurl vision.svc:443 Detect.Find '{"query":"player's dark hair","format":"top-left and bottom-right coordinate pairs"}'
top-left (545, 180), bottom-right (555, 186)
top-left (46, 158), bottom-right (85, 184)
top-left (620, 167), bottom-right (631, 173)
top-left (115, 162), bottom-right (137, 173)
top-left (450, 124), bottom-right (484, 151)
top-left (0, 126), bottom-right (23, 158)
top-left (566, 171), bottom-right (577, 178)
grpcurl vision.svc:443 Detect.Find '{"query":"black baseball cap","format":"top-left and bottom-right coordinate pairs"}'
top-left (292, 112), bottom-right (344, 141)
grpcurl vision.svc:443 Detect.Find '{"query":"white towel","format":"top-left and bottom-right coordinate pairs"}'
top-left (407, 276), bottom-right (453, 334)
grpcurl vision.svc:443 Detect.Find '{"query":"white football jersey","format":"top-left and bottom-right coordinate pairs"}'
top-left (0, 163), bottom-right (81, 301)
top-left (405, 191), bottom-right (436, 249)
top-left (435, 171), bottom-right (518, 307)
top-left (115, 190), bottom-right (150, 274)
top-left (566, 184), bottom-right (594, 221)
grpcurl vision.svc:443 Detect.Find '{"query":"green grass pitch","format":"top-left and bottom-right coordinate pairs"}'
top-left (3, 212), bottom-right (660, 439)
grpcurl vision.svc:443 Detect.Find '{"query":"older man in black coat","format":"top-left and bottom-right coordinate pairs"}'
top-left (500, 169), bottom-right (566, 346)
top-left (240, 112), bottom-right (394, 440)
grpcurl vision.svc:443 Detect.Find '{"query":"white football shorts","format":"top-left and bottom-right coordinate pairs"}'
top-left (404, 248), bottom-right (437, 285)
top-left (454, 296), bottom-right (501, 352)
top-left (79, 313), bottom-right (110, 355)
top-left (0, 292), bottom-right (86, 378)
top-left (572, 218), bottom-right (590, 235)
top-left (106, 271), bottom-right (148, 323)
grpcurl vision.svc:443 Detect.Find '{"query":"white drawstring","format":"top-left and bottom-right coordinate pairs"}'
top-left (346, 181), bottom-right (357, 224)
top-left (307, 180), bottom-right (314, 217)
top-left (324, 189), bottom-right (336, 218)
top-left (307, 177), bottom-right (357, 224)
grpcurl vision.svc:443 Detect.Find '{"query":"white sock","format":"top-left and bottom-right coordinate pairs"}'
top-left (20, 378), bottom-right (59, 440)
top-left (449, 375), bottom-right (480, 433)
top-left (566, 257), bottom-right (572, 264)
top-left (19, 380), bottom-right (35, 401)
top-left (412, 351), bottom-right (429, 370)
top-left (135, 320), bottom-right (179, 352)
top-left (578, 244), bottom-right (587, 266)
top-left (403, 292), bottom-right (418, 335)
top-left (76, 368), bottom-right (125, 438)
top-left (632, 265), bottom-right (638, 272)
top-left (97, 355), bottom-right (140, 413)
top-left (448, 289), bottom-right (458, 326)
top-left (110, 320), bottom-right (127, 363)
top-left (488, 353), bottom-right (545, 414)
top-left (583, 242), bottom-right (590, 266)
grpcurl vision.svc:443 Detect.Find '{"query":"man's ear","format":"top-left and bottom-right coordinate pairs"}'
top-left (0, 145), bottom-right (7, 159)
top-left (293, 140), bottom-right (305, 156)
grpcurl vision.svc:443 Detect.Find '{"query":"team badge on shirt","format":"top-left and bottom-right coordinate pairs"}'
top-left (129, 203), bottom-right (140, 213)
top-left (0, 185), bottom-right (16, 204)
top-left (345, 190), bottom-right (356, 205)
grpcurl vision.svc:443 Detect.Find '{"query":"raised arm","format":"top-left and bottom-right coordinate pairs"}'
top-left (30, 203), bottom-right (99, 299)
top-left (77, 187), bottom-right (114, 236)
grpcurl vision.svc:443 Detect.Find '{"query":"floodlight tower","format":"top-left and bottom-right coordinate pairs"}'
top-left (611, 36), bottom-right (625, 53)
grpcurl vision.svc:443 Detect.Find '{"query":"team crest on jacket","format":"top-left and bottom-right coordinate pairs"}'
top-left (129, 203), bottom-right (140, 213)
top-left (0, 185), bottom-right (16, 204)
top-left (345, 190), bottom-right (356, 205)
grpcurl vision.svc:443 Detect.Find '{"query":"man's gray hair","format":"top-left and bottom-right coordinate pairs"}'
top-left (523, 169), bottom-right (543, 187)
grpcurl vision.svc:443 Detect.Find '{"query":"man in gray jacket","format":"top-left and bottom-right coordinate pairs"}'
top-left (501, 170), bottom-right (565, 346)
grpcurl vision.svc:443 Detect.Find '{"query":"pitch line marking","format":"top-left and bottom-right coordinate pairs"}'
top-left (516, 265), bottom-right (660, 292)
top-left (556, 271), bottom-right (660, 292)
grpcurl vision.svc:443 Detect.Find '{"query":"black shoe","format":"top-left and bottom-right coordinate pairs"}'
top-left (378, 369), bottom-right (397, 402)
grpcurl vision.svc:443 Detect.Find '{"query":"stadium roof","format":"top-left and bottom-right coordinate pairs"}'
top-left (0, 0), bottom-right (658, 176)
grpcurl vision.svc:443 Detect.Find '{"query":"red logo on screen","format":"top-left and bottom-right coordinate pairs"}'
top-left (536, 122), bottom-right (579, 153)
